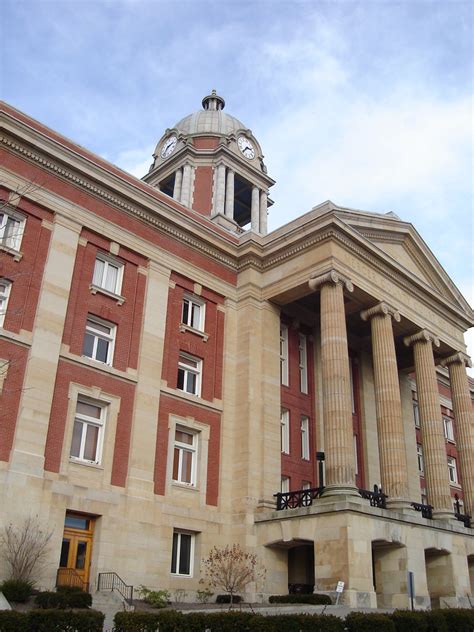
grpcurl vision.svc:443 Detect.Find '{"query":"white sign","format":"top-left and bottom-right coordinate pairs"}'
top-left (336, 581), bottom-right (345, 593)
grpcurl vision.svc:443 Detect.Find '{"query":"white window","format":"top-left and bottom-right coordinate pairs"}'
top-left (421, 491), bottom-right (428, 505)
top-left (417, 444), bottom-right (424, 474)
top-left (298, 334), bottom-right (308, 394)
top-left (0, 211), bottom-right (24, 251)
top-left (280, 409), bottom-right (289, 454)
top-left (301, 415), bottom-right (309, 460)
top-left (302, 480), bottom-right (311, 490)
top-left (413, 402), bottom-right (420, 428)
top-left (447, 457), bottom-right (458, 485)
top-left (354, 434), bottom-right (359, 475)
top-left (83, 316), bottom-right (115, 365)
top-left (443, 416), bottom-right (455, 442)
top-left (281, 476), bottom-right (290, 493)
top-left (92, 254), bottom-right (123, 295)
top-left (0, 279), bottom-right (11, 327)
top-left (177, 353), bottom-right (202, 396)
top-left (173, 427), bottom-right (197, 486)
top-left (280, 325), bottom-right (289, 386)
top-left (171, 530), bottom-right (194, 576)
top-left (182, 294), bottom-right (205, 331)
top-left (70, 399), bottom-right (106, 464)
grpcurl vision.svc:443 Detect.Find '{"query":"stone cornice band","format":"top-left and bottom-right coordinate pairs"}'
top-left (403, 329), bottom-right (440, 348)
top-left (308, 269), bottom-right (354, 293)
top-left (441, 352), bottom-right (472, 369)
top-left (360, 302), bottom-right (401, 323)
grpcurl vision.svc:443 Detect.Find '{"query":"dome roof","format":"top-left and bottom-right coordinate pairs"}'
top-left (173, 90), bottom-right (246, 136)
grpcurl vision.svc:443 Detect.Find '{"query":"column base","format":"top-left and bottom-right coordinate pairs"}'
top-left (432, 509), bottom-right (456, 521)
top-left (322, 484), bottom-right (360, 498)
top-left (386, 498), bottom-right (415, 512)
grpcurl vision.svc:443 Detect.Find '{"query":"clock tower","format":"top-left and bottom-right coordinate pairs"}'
top-left (143, 90), bottom-right (275, 235)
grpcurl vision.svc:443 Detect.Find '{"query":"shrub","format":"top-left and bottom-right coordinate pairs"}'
top-left (345, 611), bottom-right (395, 632)
top-left (65, 589), bottom-right (92, 608)
top-left (0, 578), bottom-right (34, 603)
top-left (269, 593), bottom-right (332, 605)
top-left (425, 610), bottom-right (448, 632)
top-left (216, 593), bottom-right (243, 603)
top-left (196, 588), bottom-right (214, 603)
top-left (34, 589), bottom-right (92, 609)
top-left (390, 610), bottom-right (430, 632)
top-left (0, 609), bottom-right (103, 632)
top-left (137, 584), bottom-right (170, 608)
top-left (437, 608), bottom-right (474, 632)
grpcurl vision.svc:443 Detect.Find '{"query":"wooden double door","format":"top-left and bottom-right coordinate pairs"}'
top-left (57, 513), bottom-right (94, 591)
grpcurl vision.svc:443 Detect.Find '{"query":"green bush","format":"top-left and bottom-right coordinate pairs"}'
top-left (0, 578), bottom-right (34, 603)
top-left (35, 589), bottom-right (92, 609)
top-left (437, 608), bottom-right (474, 632)
top-left (424, 610), bottom-right (448, 632)
top-left (345, 611), bottom-right (395, 632)
top-left (390, 610), bottom-right (430, 632)
top-left (137, 584), bottom-right (170, 608)
top-left (269, 593), bottom-right (332, 605)
top-left (215, 593), bottom-right (243, 603)
top-left (0, 609), bottom-right (103, 632)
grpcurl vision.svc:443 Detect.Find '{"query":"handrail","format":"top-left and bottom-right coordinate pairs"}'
top-left (56, 568), bottom-right (89, 592)
top-left (97, 571), bottom-right (133, 604)
top-left (274, 486), bottom-right (325, 510)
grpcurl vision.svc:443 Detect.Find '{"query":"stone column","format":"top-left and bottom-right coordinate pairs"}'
top-left (442, 352), bottom-right (474, 519)
top-left (251, 186), bottom-right (260, 232)
top-left (404, 330), bottom-right (453, 519)
top-left (224, 169), bottom-right (234, 219)
top-left (309, 270), bottom-right (358, 496)
top-left (259, 190), bottom-right (268, 235)
top-left (173, 168), bottom-right (183, 201)
top-left (214, 163), bottom-right (226, 215)
top-left (361, 303), bottom-right (410, 507)
top-left (180, 163), bottom-right (191, 207)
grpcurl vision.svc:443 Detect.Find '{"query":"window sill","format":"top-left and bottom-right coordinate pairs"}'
top-left (69, 458), bottom-right (104, 470)
top-left (89, 284), bottom-right (125, 305)
top-left (172, 481), bottom-right (199, 492)
top-left (179, 323), bottom-right (209, 341)
top-left (0, 243), bottom-right (23, 261)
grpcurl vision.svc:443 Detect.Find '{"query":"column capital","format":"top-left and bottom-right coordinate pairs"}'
top-left (441, 351), bottom-right (472, 369)
top-left (403, 329), bottom-right (440, 349)
top-left (360, 302), bottom-right (401, 323)
top-left (309, 269), bottom-right (354, 293)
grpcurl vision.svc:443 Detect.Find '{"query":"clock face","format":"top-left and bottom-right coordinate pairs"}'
top-left (161, 135), bottom-right (177, 159)
top-left (237, 136), bottom-right (255, 159)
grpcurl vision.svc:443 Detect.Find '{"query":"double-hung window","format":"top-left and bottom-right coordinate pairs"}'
top-left (447, 456), bottom-right (458, 485)
top-left (171, 530), bottom-right (194, 576)
top-left (298, 334), bottom-right (308, 394)
top-left (280, 409), bottom-right (289, 454)
top-left (417, 444), bottom-right (424, 474)
top-left (83, 316), bottom-right (115, 365)
top-left (0, 211), bottom-right (24, 251)
top-left (281, 476), bottom-right (290, 493)
top-left (301, 415), bottom-right (309, 460)
top-left (173, 428), bottom-right (197, 486)
top-left (443, 416), bottom-right (454, 442)
top-left (182, 294), bottom-right (205, 331)
top-left (177, 353), bottom-right (201, 396)
top-left (280, 325), bottom-right (289, 386)
top-left (413, 402), bottom-right (420, 428)
top-left (92, 254), bottom-right (123, 295)
top-left (70, 399), bottom-right (106, 464)
top-left (0, 279), bottom-right (11, 327)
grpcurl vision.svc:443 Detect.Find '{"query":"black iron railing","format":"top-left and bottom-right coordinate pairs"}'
top-left (56, 568), bottom-right (89, 592)
top-left (97, 572), bottom-right (133, 604)
top-left (411, 502), bottom-right (433, 519)
top-left (358, 485), bottom-right (387, 509)
top-left (454, 494), bottom-right (472, 528)
top-left (274, 486), bottom-right (325, 510)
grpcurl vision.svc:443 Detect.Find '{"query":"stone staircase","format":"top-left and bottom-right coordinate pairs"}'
top-left (92, 589), bottom-right (134, 632)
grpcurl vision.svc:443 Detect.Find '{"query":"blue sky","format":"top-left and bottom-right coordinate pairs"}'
top-left (2, 0), bottom-right (473, 362)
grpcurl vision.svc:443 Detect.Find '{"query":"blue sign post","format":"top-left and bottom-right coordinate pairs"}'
top-left (407, 571), bottom-right (415, 611)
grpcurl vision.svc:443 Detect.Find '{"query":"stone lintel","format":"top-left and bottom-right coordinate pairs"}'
top-left (403, 329), bottom-right (440, 348)
top-left (441, 351), bottom-right (472, 369)
top-left (360, 302), bottom-right (401, 322)
top-left (308, 269), bottom-right (354, 293)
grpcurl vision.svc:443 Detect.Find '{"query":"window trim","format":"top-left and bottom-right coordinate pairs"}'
top-left (181, 293), bottom-right (206, 332)
top-left (447, 456), bottom-right (458, 485)
top-left (171, 530), bottom-right (195, 577)
top-left (177, 352), bottom-right (202, 397)
top-left (0, 279), bottom-right (12, 327)
top-left (417, 443), bottom-right (424, 474)
top-left (173, 426), bottom-right (198, 487)
top-left (443, 416), bottom-right (455, 443)
top-left (298, 333), bottom-right (308, 394)
top-left (83, 315), bottom-right (116, 366)
top-left (280, 325), bottom-right (289, 386)
top-left (70, 397), bottom-right (106, 465)
top-left (91, 253), bottom-right (124, 296)
top-left (0, 209), bottom-right (25, 253)
top-left (301, 415), bottom-right (310, 460)
top-left (413, 402), bottom-right (420, 428)
top-left (281, 476), bottom-right (290, 493)
top-left (281, 409), bottom-right (290, 454)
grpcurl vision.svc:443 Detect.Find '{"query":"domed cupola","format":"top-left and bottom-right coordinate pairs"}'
top-left (143, 90), bottom-right (275, 235)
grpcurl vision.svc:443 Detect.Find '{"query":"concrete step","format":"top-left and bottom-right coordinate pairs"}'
top-left (92, 589), bottom-right (133, 632)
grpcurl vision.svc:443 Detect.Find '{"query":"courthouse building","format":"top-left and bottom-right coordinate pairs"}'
top-left (0, 93), bottom-right (473, 609)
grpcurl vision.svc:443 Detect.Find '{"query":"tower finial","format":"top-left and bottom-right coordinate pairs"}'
top-left (202, 90), bottom-right (225, 111)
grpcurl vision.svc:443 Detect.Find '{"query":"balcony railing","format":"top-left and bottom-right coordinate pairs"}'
top-left (274, 487), bottom-right (325, 510)
top-left (454, 494), bottom-right (472, 528)
top-left (358, 485), bottom-right (387, 509)
top-left (411, 501), bottom-right (433, 519)
top-left (97, 572), bottom-right (133, 605)
top-left (56, 568), bottom-right (89, 592)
